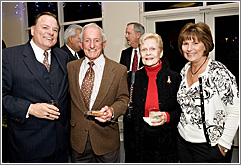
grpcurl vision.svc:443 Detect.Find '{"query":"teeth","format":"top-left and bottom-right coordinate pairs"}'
top-left (44, 36), bottom-right (53, 40)
top-left (90, 49), bottom-right (96, 52)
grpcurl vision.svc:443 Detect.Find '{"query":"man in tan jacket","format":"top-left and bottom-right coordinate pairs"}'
top-left (67, 23), bottom-right (129, 163)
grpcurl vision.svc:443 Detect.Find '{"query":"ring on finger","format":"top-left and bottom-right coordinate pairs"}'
top-left (46, 112), bottom-right (50, 117)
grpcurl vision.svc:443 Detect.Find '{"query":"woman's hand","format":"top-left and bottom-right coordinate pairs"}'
top-left (151, 111), bottom-right (167, 126)
top-left (218, 144), bottom-right (227, 157)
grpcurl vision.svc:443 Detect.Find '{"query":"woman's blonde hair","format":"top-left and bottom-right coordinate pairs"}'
top-left (139, 32), bottom-right (163, 52)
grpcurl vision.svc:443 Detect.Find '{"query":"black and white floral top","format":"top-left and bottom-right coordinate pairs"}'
top-left (177, 58), bottom-right (239, 149)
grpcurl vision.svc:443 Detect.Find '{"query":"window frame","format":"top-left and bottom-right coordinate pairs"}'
top-left (24, 2), bottom-right (103, 47)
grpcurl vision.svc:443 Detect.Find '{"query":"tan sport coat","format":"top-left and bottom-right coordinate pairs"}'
top-left (67, 56), bottom-right (129, 155)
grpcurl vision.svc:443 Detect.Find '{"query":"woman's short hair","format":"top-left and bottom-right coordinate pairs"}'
top-left (178, 22), bottom-right (214, 57)
top-left (139, 32), bottom-right (163, 52)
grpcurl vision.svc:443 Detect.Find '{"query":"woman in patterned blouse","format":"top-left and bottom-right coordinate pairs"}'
top-left (176, 22), bottom-right (239, 163)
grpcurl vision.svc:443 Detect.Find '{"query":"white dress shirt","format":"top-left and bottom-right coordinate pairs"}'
top-left (30, 39), bottom-right (51, 64)
top-left (129, 48), bottom-right (141, 71)
top-left (79, 54), bottom-right (105, 110)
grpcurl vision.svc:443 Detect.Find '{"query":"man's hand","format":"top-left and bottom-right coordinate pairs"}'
top-left (95, 105), bottom-right (113, 123)
top-left (29, 103), bottom-right (60, 120)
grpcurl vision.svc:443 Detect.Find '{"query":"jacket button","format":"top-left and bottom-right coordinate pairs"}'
top-left (85, 128), bottom-right (88, 132)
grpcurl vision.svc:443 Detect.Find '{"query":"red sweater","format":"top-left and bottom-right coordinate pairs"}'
top-left (144, 61), bottom-right (170, 122)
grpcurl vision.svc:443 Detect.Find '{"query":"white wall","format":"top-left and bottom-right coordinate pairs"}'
top-left (102, 2), bottom-right (140, 62)
top-left (2, 2), bottom-right (27, 47)
top-left (2, 2), bottom-right (140, 62)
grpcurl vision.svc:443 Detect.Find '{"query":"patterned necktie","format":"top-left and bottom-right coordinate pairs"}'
top-left (132, 50), bottom-right (138, 71)
top-left (81, 62), bottom-right (95, 110)
top-left (43, 51), bottom-right (50, 72)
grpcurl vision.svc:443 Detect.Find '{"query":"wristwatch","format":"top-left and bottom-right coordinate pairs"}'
top-left (218, 144), bottom-right (229, 153)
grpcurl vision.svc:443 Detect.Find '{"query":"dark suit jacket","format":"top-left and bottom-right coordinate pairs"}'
top-left (67, 56), bottom-right (129, 155)
top-left (120, 47), bottom-right (143, 71)
top-left (2, 41), bottom-right (69, 161)
top-left (61, 44), bottom-right (85, 61)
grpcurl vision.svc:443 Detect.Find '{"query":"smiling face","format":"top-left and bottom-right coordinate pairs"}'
top-left (181, 39), bottom-right (206, 63)
top-left (140, 38), bottom-right (163, 67)
top-left (80, 26), bottom-right (106, 61)
top-left (31, 15), bottom-right (59, 50)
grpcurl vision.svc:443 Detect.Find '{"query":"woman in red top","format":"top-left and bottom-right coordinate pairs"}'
top-left (123, 33), bottom-right (181, 163)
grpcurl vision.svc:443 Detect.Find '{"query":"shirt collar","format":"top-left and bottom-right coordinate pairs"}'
top-left (66, 44), bottom-right (76, 55)
top-left (30, 39), bottom-right (51, 55)
top-left (83, 54), bottom-right (105, 68)
top-left (133, 47), bottom-right (140, 54)
top-left (30, 39), bottom-right (51, 62)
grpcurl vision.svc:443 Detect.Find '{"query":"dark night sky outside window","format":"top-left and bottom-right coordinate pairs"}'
top-left (63, 2), bottom-right (102, 22)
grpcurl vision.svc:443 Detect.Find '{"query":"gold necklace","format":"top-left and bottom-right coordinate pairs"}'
top-left (190, 57), bottom-right (207, 78)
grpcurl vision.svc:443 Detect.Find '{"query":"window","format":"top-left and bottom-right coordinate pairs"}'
top-left (26, 2), bottom-right (103, 47)
top-left (63, 2), bottom-right (102, 22)
top-left (27, 2), bottom-right (58, 27)
top-left (214, 15), bottom-right (239, 85)
top-left (142, 2), bottom-right (239, 79)
top-left (144, 2), bottom-right (203, 12)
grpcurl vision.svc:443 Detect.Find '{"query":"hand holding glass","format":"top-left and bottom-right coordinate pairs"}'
top-left (85, 110), bottom-right (109, 116)
top-left (149, 108), bottom-right (160, 121)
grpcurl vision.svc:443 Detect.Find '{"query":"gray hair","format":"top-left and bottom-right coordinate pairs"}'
top-left (64, 24), bottom-right (82, 44)
top-left (79, 23), bottom-right (106, 42)
top-left (127, 22), bottom-right (145, 35)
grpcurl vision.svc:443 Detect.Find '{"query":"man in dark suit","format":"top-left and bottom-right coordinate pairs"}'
top-left (2, 12), bottom-right (69, 163)
top-left (61, 24), bottom-right (85, 61)
top-left (67, 23), bottom-right (129, 163)
top-left (119, 22), bottom-right (145, 71)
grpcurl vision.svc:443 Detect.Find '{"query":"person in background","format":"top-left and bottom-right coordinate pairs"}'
top-left (2, 12), bottom-right (69, 163)
top-left (119, 22), bottom-right (145, 71)
top-left (177, 22), bottom-right (239, 163)
top-left (124, 32), bottom-right (181, 163)
top-left (61, 24), bottom-right (85, 61)
top-left (121, 22), bottom-right (145, 162)
top-left (67, 23), bottom-right (129, 163)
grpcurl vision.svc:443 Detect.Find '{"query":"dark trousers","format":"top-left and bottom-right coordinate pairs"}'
top-left (177, 133), bottom-right (233, 163)
top-left (2, 126), bottom-right (10, 163)
top-left (71, 135), bottom-right (120, 163)
top-left (9, 140), bottom-right (68, 163)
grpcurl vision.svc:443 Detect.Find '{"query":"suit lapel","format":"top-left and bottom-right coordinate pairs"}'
top-left (126, 47), bottom-right (133, 70)
top-left (63, 45), bottom-right (76, 60)
top-left (92, 57), bottom-right (115, 109)
top-left (51, 48), bottom-right (68, 100)
top-left (22, 43), bottom-right (52, 96)
top-left (70, 59), bottom-right (86, 110)
top-left (52, 48), bottom-right (67, 75)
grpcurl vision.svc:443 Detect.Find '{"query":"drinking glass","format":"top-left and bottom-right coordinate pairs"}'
top-left (148, 108), bottom-right (160, 121)
top-left (48, 100), bottom-right (58, 107)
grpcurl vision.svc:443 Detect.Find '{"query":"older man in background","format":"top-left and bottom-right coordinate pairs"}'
top-left (61, 24), bottom-right (85, 61)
